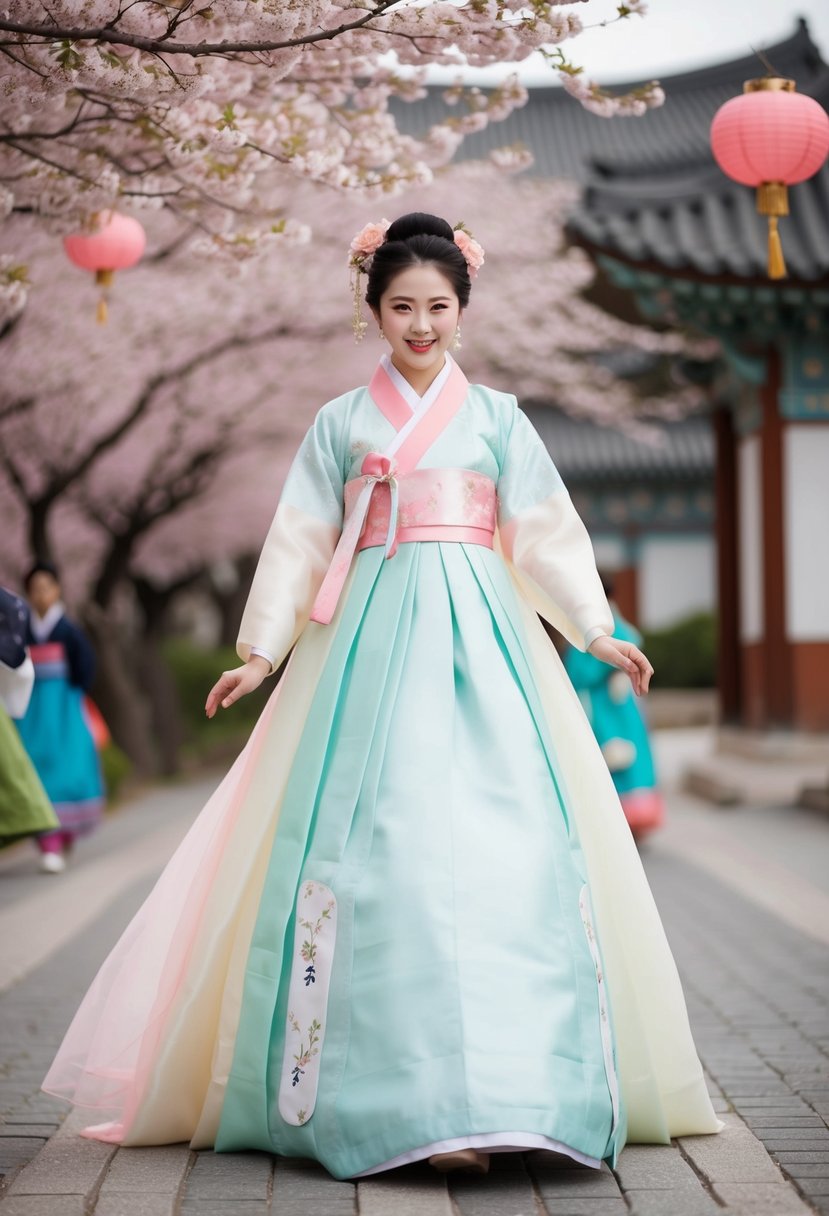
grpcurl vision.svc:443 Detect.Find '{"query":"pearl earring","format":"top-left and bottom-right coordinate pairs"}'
top-left (452, 327), bottom-right (462, 351)
top-left (378, 328), bottom-right (385, 340)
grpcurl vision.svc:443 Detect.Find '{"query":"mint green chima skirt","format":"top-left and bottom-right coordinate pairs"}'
top-left (215, 541), bottom-right (624, 1177)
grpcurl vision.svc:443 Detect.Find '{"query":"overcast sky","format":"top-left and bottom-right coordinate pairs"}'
top-left (431, 2), bottom-right (829, 87)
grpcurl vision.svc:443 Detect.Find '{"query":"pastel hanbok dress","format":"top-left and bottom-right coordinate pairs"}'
top-left (564, 608), bottom-right (666, 836)
top-left (16, 603), bottom-right (104, 847)
top-left (43, 355), bottom-right (721, 1178)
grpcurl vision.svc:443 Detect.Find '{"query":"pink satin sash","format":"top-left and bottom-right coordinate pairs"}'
top-left (355, 467), bottom-right (496, 553)
top-left (310, 360), bottom-right (479, 625)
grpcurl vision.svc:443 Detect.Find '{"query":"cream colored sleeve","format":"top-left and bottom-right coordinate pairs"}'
top-left (236, 506), bottom-right (340, 673)
top-left (497, 404), bottom-right (613, 652)
top-left (236, 406), bottom-right (344, 673)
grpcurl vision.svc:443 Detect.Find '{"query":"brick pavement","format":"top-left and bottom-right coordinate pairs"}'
top-left (0, 782), bottom-right (827, 1215)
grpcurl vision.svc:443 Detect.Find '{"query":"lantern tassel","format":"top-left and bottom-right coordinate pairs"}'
top-left (767, 216), bottom-right (787, 280)
top-left (756, 182), bottom-right (788, 281)
top-left (95, 267), bottom-right (113, 324)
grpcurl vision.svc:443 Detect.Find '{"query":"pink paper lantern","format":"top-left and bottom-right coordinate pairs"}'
top-left (710, 78), bottom-right (829, 279)
top-left (63, 211), bottom-right (147, 322)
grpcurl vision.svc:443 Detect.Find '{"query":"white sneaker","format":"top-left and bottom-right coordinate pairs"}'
top-left (40, 852), bottom-right (66, 874)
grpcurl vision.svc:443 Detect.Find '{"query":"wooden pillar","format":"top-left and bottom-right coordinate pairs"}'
top-left (759, 348), bottom-right (793, 726)
top-left (612, 563), bottom-right (639, 628)
top-left (713, 405), bottom-right (741, 723)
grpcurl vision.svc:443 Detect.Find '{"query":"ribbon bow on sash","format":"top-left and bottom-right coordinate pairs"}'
top-left (310, 452), bottom-right (399, 625)
top-left (309, 356), bottom-right (470, 627)
top-left (360, 453), bottom-right (400, 559)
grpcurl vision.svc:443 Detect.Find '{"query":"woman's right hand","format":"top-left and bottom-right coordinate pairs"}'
top-left (205, 655), bottom-right (271, 718)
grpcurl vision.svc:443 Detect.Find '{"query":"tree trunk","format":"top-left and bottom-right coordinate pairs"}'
top-left (212, 553), bottom-right (258, 648)
top-left (28, 499), bottom-right (54, 564)
top-left (81, 605), bottom-right (159, 777)
top-left (134, 575), bottom-right (203, 777)
top-left (137, 632), bottom-right (185, 776)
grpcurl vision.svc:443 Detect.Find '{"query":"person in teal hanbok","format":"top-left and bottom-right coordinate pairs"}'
top-left (564, 575), bottom-right (666, 839)
top-left (17, 561), bottom-right (104, 872)
top-left (43, 213), bottom-right (721, 1178)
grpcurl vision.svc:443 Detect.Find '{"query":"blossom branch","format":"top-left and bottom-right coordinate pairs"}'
top-left (0, 4), bottom-right (401, 58)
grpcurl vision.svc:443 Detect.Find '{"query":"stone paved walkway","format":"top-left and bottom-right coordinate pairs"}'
top-left (1, 756), bottom-right (827, 1215)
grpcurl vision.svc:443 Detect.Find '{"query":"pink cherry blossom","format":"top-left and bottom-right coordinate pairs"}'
top-left (0, 162), bottom-right (714, 616)
top-left (453, 229), bottom-right (486, 278)
top-left (0, 2), bottom-right (662, 256)
top-left (349, 220), bottom-right (391, 262)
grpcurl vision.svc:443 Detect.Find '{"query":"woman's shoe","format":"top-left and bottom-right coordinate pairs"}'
top-left (428, 1149), bottom-right (490, 1174)
top-left (39, 852), bottom-right (66, 874)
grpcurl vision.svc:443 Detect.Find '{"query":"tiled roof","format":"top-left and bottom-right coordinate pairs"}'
top-left (396, 21), bottom-right (825, 179)
top-left (569, 155), bottom-right (829, 282)
top-left (394, 20), bottom-right (829, 282)
top-left (523, 405), bottom-right (714, 482)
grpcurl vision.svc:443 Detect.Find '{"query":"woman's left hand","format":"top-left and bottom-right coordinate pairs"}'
top-left (587, 635), bottom-right (654, 696)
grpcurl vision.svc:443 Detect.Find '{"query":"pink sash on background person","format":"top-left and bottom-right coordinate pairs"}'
top-left (310, 359), bottom-right (472, 625)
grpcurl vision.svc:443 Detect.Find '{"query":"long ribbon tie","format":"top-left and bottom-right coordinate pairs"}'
top-left (310, 453), bottom-right (398, 625)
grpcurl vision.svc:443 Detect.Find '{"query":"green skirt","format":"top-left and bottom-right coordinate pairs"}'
top-left (0, 704), bottom-right (59, 848)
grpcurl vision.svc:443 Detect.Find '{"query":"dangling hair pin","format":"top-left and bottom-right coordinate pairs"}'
top-left (348, 219), bottom-right (391, 343)
top-left (348, 219), bottom-right (485, 342)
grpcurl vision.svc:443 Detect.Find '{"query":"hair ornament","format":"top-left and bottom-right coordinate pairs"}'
top-left (452, 223), bottom-right (485, 279)
top-left (348, 219), bottom-right (391, 341)
top-left (347, 217), bottom-right (485, 342)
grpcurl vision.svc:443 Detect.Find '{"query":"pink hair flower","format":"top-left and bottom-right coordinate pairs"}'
top-left (453, 227), bottom-right (485, 278)
top-left (349, 219), bottom-right (391, 264)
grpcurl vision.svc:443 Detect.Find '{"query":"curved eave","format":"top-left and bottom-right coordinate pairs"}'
top-left (568, 222), bottom-right (829, 293)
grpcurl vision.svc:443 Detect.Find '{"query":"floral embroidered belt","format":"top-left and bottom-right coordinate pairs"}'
top-left (310, 459), bottom-right (496, 626)
top-left (348, 465), bottom-right (496, 553)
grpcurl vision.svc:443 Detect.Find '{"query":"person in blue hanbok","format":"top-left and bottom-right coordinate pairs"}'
top-left (564, 575), bottom-right (666, 839)
top-left (17, 561), bottom-right (104, 873)
top-left (43, 213), bottom-right (721, 1178)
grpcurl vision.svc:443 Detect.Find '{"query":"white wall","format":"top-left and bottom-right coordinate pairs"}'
top-left (784, 425), bottom-right (829, 642)
top-left (591, 536), bottom-right (628, 570)
top-left (639, 535), bottom-right (716, 630)
top-left (738, 434), bottom-right (764, 644)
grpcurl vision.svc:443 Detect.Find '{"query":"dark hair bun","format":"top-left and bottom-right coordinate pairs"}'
top-left (365, 211), bottom-right (471, 310)
top-left (384, 213), bottom-right (455, 245)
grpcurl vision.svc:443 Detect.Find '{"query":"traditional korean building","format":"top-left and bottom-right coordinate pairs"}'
top-left (524, 406), bottom-right (714, 632)
top-left (563, 25), bottom-right (829, 733)
top-left (402, 19), bottom-right (829, 732)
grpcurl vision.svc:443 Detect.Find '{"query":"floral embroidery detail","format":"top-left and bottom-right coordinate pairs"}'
top-left (298, 895), bottom-right (334, 988)
top-left (288, 1012), bottom-right (321, 1088)
top-left (278, 882), bottom-right (338, 1127)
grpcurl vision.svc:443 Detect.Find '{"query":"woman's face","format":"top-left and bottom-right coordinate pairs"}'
top-left (27, 572), bottom-right (61, 617)
top-left (373, 262), bottom-right (461, 390)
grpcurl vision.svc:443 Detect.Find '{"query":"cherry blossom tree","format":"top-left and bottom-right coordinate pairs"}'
top-left (0, 160), bottom-right (711, 769)
top-left (0, 0), bottom-right (663, 269)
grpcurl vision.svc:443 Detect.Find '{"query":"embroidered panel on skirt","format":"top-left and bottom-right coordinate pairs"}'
top-left (278, 881), bottom-right (338, 1126)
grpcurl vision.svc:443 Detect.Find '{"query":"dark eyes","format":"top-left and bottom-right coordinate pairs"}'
top-left (392, 303), bottom-right (448, 312)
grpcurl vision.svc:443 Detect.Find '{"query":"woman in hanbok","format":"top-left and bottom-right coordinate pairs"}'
top-left (564, 576), bottom-right (666, 839)
top-left (17, 561), bottom-right (104, 872)
top-left (0, 586), bottom-right (60, 850)
top-left (43, 213), bottom-right (721, 1177)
